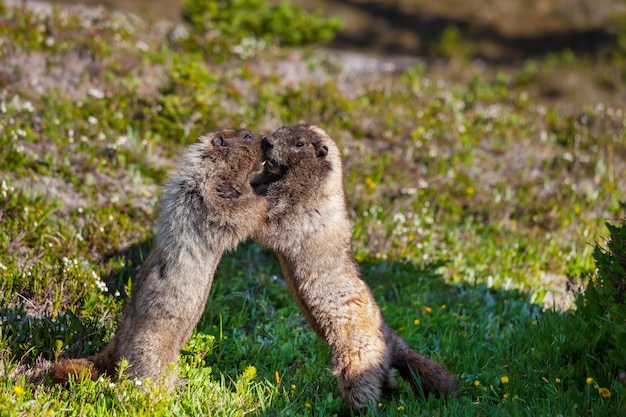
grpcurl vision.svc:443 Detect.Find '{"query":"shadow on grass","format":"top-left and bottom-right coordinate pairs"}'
top-left (6, 240), bottom-right (620, 415)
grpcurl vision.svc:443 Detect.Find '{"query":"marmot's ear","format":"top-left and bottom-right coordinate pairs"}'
top-left (316, 144), bottom-right (328, 158)
top-left (212, 136), bottom-right (228, 147)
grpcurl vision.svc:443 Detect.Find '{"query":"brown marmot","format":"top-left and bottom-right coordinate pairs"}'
top-left (251, 124), bottom-right (457, 411)
top-left (51, 129), bottom-right (268, 387)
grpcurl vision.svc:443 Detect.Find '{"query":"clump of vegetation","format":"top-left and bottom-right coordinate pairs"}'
top-left (182, 0), bottom-right (342, 58)
top-left (573, 215), bottom-right (626, 372)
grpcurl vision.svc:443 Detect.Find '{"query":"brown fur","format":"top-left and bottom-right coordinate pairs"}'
top-left (51, 129), bottom-right (268, 387)
top-left (252, 124), bottom-right (457, 411)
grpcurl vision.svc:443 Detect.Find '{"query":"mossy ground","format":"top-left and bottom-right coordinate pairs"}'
top-left (0, 1), bottom-right (625, 415)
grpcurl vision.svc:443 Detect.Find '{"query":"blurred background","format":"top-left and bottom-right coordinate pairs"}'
top-left (42, 0), bottom-right (626, 108)
top-left (49, 0), bottom-right (625, 59)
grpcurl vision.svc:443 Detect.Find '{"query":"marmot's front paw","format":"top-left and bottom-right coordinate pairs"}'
top-left (217, 183), bottom-right (242, 199)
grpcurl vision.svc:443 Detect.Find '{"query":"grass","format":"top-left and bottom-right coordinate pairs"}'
top-left (1, 0), bottom-right (625, 415)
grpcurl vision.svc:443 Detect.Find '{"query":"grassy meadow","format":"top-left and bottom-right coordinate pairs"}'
top-left (0, 0), bottom-right (625, 415)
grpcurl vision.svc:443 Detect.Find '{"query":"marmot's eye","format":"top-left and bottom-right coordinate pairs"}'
top-left (295, 141), bottom-right (305, 148)
top-left (242, 132), bottom-right (253, 140)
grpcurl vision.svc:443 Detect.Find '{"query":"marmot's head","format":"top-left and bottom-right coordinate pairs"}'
top-left (191, 129), bottom-right (264, 175)
top-left (164, 128), bottom-right (264, 211)
top-left (251, 124), bottom-right (342, 194)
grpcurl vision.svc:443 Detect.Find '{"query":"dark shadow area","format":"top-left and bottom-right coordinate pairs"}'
top-left (330, 0), bottom-right (615, 63)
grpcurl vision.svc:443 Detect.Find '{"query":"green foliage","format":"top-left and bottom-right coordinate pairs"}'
top-left (431, 25), bottom-right (476, 61)
top-left (182, 0), bottom-right (342, 55)
top-left (573, 217), bottom-right (626, 371)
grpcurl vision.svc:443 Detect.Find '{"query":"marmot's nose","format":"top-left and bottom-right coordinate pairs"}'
top-left (261, 136), bottom-right (273, 153)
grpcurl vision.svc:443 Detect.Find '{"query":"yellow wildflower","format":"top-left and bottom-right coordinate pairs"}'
top-left (474, 380), bottom-right (480, 387)
top-left (377, 402), bottom-right (383, 408)
top-left (441, 304), bottom-right (446, 309)
top-left (500, 376), bottom-right (509, 384)
top-left (424, 306), bottom-right (432, 313)
top-left (397, 405), bottom-right (405, 411)
top-left (555, 378), bottom-right (561, 383)
top-left (598, 388), bottom-right (611, 398)
top-left (413, 319), bottom-right (420, 325)
top-left (503, 393), bottom-right (508, 399)
top-left (586, 377), bottom-right (594, 385)
top-left (14, 386), bottom-right (25, 396)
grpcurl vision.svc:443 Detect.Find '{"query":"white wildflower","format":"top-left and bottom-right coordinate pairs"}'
top-left (88, 88), bottom-right (105, 99)
top-left (22, 101), bottom-right (35, 112)
top-left (135, 40), bottom-right (149, 52)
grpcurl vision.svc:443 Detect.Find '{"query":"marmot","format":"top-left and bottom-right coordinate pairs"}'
top-left (251, 124), bottom-right (457, 411)
top-left (51, 129), bottom-right (268, 387)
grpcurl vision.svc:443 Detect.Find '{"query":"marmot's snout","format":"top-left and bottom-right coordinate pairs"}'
top-left (261, 136), bottom-right (273, 154)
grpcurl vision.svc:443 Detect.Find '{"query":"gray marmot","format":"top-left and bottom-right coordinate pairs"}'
top-left (252, 124), bottom-right (457, 411)
top-left (51, 129), bottom-right (268, 387)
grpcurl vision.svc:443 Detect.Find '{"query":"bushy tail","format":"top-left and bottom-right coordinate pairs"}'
top-left (51, 358), bottom-right (99, 384)
top-left (50, 341), bottom-right (117, 384)
top-left (389, 333), bottom-right (457, 398)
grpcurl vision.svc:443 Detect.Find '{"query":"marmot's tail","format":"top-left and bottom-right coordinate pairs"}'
top-left (51, 358), bottom-right (99, 384)
top-left (50, 342), bottom-right (117, 384)
top-left (389, 332), bottom-right (457, 398)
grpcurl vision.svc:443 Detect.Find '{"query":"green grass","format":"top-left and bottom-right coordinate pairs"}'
top-left (1, 0), bottom-right (625, 415)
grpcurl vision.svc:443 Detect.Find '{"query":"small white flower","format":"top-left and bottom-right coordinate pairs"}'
top-left (87, 116), bottom-right (98, 125)
top-left (136, 41), bottom-right (149, 51)
top-left (88, 88), bottom-right (105, 99)
top-left (22, 101), bottom-right (35, 112)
